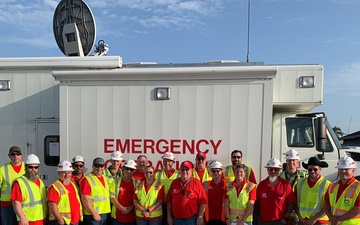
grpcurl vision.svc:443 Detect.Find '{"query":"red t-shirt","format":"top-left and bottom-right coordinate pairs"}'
top-left (207, 179), bottom-right (226, 220)
top-left (133, 182), bottom-right (165, 220)
top-left (11, 179), bottom-right (46, 225)
top-left (324, 177), bottom-right (360, 206)
top-left (166, 177), bottom-right (207, 219)
top-left (133, 170), bottom-right (145, 181)
top-left (80, 174), bottom-right (106, 195)
top-left (71, 173), bottom-right (85, 186)
top-left (196, 169), bottom-right (205, 181)
top-left (47, 181), bottom-right (81, 224)
top-left (114, 179), bottom-right (136, 223)
top-left (257, 177), bottom-right (296, 222)
top-left (1, 164), bottom-right (24, 207)
top-left (164, 169), bottom-right (176, 178)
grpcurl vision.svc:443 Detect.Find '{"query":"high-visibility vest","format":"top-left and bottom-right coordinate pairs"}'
top-left (15, 176), bottom-right (47, 222)
top-left (296, 177), bottom-right (330, 221)
top-left (134, 181), bottom-right (163, 218)
top-left (48, 180), bottom-right (83, 224)
top-left (110, 177), bottom-right (139, 218)
top-left (224, 165), bottom-right (252, 183)
top-left (154, 169), bottom-right (179, 196)
top-left (0, 162), bottom-right (25, 201)
top-left (203, 180), bottom-right (226, 222)
top-left (193, 168), bottom-right (212, 183)
top-left (104, 167), bottom-right (122, 187)
top-left (329, 180), bottom-right (360, 225)
top-left (83, 173), bottom-right (111, 215)
top-left (226, 181), bottom-right (256, 222)
top-left (280, 170), bottom-right (306, 188)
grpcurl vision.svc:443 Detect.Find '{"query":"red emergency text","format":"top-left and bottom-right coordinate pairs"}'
top-left (104, 139), bottom-right (222, 155)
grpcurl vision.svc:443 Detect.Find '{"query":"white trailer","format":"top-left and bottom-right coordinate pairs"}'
top-left (0, 56), bottom-right (355, 186)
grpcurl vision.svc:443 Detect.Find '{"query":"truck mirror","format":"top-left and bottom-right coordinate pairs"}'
top-left (316, 117), bottom-right (326, 155)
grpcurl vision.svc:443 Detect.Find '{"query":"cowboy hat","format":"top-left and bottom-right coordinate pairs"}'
top-left (302, 157), bottom-right (329, 169)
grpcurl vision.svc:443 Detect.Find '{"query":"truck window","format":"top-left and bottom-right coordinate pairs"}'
top-left (286, 118), bottom-right (315, 147)
top-left (44, 135), bottom-right (60, 166)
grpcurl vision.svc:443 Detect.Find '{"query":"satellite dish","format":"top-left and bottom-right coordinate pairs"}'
top-left (53, 0), bottom-right (96, 56)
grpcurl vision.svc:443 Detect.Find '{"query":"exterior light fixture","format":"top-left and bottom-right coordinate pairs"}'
top-left (0, 80), bottom-right (10, 91)
top-left (154, 87), bottom-right (170, 100)
top-left (299, 76), bottom-right (315, 88)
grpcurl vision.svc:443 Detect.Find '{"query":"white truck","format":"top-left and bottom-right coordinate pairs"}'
top-left (0, 56), bottom-right (356, 186)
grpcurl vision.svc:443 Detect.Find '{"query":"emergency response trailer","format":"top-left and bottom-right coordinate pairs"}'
top-left (0, 56), bottom-right (356, 186)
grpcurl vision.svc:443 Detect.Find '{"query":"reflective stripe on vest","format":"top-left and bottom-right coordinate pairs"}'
top-left (135, 181), bottom-right (163, 218)
top-left (84, 173), bottom-right (110, 215)
top-left (155, 169), bottom-right (179, 197)
top-left (193, 168), bottom-right (212, 183)
top-left (227, 181), bottom-right (255, 222)
top-left (110, 177), bottom-right (138, 219)
top-left (0, 162), bottom-right (25, 201)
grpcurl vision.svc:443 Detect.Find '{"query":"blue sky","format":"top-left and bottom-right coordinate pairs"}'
top-left (0, 0), bottom-right (359, 134)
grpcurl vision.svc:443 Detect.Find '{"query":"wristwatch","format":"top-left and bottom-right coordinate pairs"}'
top-left (198, 215), bottom-right (203, 219)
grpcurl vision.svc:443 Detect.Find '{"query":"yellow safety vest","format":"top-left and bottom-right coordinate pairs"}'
top-left (224, 165), bottom-right (252, 184)
top-left (15, 176), bottom-right (47, 222)
top-left (48, 180), bottom-right (83, 224)
top-left (226, 181), bottom-right (255, 222)
top-left (296, 177), bottom-right (330, 221)
top-left (134, 181), bottom-right (163, 218)
top-left (0, 162), bottom-right (25, 201)
top-left (104, 167), bottom-right (122, 187)
top-left (193, 168), bottom-right (212, 183)
top-left (154, 169), bottom-right (179, 196)
top-left (84, 173), bottom-right (111, 215)
top-left (329, 180), bottom-right (360, 225)
top-left (109, 177), bottom-right (139, 218)
top-left (280, 170), bottom-right (307, 188)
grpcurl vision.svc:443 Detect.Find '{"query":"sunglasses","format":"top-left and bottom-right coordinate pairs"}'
top-left (145, 171), bottom-right (153, 175)
top-left (94, 165), bottom-right (104, 168)
top-left (211, 169), bottom-right (221, 173)
top-left (27, 166), bottom-right (39, 169)
top-left (10, 153), bottom-right (21, 156)
top-left (124, 167), bottom-right (135, 172)
top-left (73, 164), bottom-right (84, 168)
top-left (197, 158), bottom-right (205, 161)
top-left (232, 156), bottom-right (242, 159)
top-left (180, 168), bottom-right (190, 172)
top-left (267, 168), bottom-right (280, 172)
top-left (308, 168), bottom-right (319, 172)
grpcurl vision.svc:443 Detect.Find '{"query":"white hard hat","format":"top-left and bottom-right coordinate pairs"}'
top-left (72, 155), bottom-right (84, 164)
top-left (265, 158), bottom-right (282, 169)
top-left (210, 161), bottom-right (223, 169)
top-left (111, 151), bottom-right (123, 161)
top-left (57, 160), bottom-right (74, 172)
top-left (335, 156), bottom-right (358, 169)
top-left (161, 152), bottom-right (175, 161)
top-left (25, 154), bottom-right (40, 165)
top-left (123, 159), bottom-right (137, 170)
top-left (284, 149), bottom-right (300, 160)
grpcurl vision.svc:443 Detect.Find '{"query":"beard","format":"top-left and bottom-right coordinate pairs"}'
top-left (25, 172), bottom-right (38, 181)
top-left (268, 175), bottom-right (278, 183)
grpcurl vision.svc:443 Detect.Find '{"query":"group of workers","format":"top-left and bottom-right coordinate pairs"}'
top-left (0, 146), bottom-right (359, 225)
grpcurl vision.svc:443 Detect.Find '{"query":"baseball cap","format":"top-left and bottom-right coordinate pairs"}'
top-left (9, 146), bottom-right (22, 154)
top-left (180, 160), bottom-right (194, 169)
top-left (93, 157), bottom-right (105, 167)
top-left (196, 152), bottom-right (206, 159)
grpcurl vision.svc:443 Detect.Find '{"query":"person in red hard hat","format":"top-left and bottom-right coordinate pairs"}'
top-left (166, 160), bottom-right (207, 225)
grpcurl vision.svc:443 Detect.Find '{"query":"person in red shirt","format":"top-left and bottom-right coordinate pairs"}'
top-left (166, 160), bottom-right (207, 225)
top-left (133, 155), bottom-right (148, 181)
top-left (324, 156), bottom-right (360, 225)
top-left (47, 160), bottom-right (82, 225)
top-left (71, 155), bottom-right (85, 186)
top-left (193, 152), bottom-right (212, 183)
top-left (256, 158), bottom-right (296, 224)
top-left (0, 146), bottom-right (25, 225)
top-left (11, 154), bottom-right (47, 225)
top-left (110, 159), bottom-right (138, 225)
top-left (204, 161), bottom-right (226, 225)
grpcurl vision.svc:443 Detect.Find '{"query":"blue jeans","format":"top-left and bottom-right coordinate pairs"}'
top-left (173, 215), bottom-right (197, 225)
top-left (1, 206), bottom-right (17, 225)
top-left (111, 218), bottom-right (136, 225)
top-left (84, 214), bottom-right (108, 225)
top-left (135, 219), bottom-right (162, 225)
top-left (48, 221), bottom-right (79, 225)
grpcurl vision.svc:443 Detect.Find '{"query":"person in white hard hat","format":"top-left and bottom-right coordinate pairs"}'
top-left (71, 155), bottom-right (85, 186)
top-left (324, 156), bottom-right (360, 225)
top-left (47, 160), bottom-right (83, 225)
top-left (133, 155), bottom-right (148, 181)
top-left (256, 158), bottom-right (296, 225)
top-left (204, 161), bottom-right (226, 225)
top-left (10, 154), bottom-right (47, 225)
top-left (0, 146), bottom-right (25, 225)
top-left (280, 149), bottom-right (306, 188)
top-left (104, 151), bottom-right (123, 185)
top-left (154, 152), bottom-right (178, 225)
top-left (110, 159), bottom-right (138, 225)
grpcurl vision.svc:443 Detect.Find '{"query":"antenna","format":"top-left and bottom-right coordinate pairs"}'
top-left (348, 115), bottom-right (352, 134)
top-left (53, 0), bottom-right (96, 56)
top-left (246, 0), bottom-right (251, 62)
